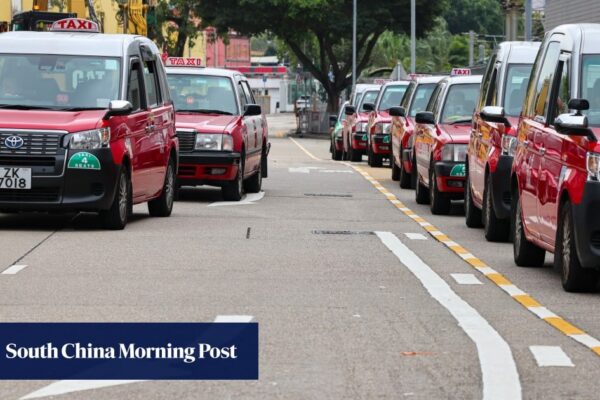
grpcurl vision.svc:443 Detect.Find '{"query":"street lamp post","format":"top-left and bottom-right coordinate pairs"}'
top-left (352, 0), bottom-right (357, 98)
top-left (410, 0), bottom-right (415, 74)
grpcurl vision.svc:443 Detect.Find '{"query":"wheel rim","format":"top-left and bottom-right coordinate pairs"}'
top-left (562, 212), bottom-right (571, 281)
top-left (165, 163), bottom-right (174, 209)
top-left (515, 202), bottom-right (522, 250)
top-left (118, 173), bottom-right (128, 222)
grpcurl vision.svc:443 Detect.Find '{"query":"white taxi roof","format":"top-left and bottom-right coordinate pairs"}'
top-left (165, 66), bottom-right (245, 79)
top-left (0, 31), bottom-right (149, 58)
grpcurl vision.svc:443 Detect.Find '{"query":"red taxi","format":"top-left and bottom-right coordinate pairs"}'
top-left (511, 24), bottom-right (600, 292)
top-left (465, 41), bottom-right (540, 241)
top-left (413, 75), bottom-right (482, 214)
top-left (165, 61), bottom-right (269, 201)
top-left (389, 76), bottom-right (444, 187)
top-left (0, 19), bottom-right (177, 229)
top-left (365, 81), bottom-right (410, 167)
top-left (342, 87), bottom-right (380, 161)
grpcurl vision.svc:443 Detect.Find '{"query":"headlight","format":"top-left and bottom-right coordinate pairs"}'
top-left (587, 152), bottom-right (600, 181)
top-left (68, 128), bottom-right (110, 149)
top-left (375, 123), bottom-right (391, 134)
top-left (194, 133), bottom-right (233, 151)
top-left (441, 144), bottom-right (467, 162)
top-left (501, 135), bottom-right (517, 156)
top-left (356, 122), bottom-right (368, 132)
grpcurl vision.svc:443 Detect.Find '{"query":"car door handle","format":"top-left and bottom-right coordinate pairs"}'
top-left (540, 147), bottom-right (546, 155)
top-left (523, 140), bottom-right (529, 147)
top-left (145, 124), bottom-right (155, 133)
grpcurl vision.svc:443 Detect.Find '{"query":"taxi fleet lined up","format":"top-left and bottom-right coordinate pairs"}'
top-left (0, 18), bottom-right (269, 229)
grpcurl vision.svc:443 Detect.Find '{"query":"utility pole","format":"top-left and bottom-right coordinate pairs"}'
top-left (524, 0), bottom-right (532, 41)
top-left (352, 0), bottom-right (357, 96)
top-left (468, 30), bottom-right (475, 67)
top-left (410, 0), bottom-right (415, 74)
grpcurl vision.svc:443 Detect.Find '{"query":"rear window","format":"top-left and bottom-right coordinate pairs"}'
top-left (409, 83), bottom-right (436, 117)
top-left (441, 83), bottom-right (480, 124)
top-left (581, 55), bottom-right (600, 126)
top-left (503, 64), bottom-right (532, 117)
top-left (378, 85), bottom-right (408, 111)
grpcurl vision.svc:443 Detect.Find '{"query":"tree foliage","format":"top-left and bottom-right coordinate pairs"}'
top-left (443, 0), bottom-right (504, 35)
top-left (194, 0), bottom-right (446, 111)
top-left (150, 0), bottom-right (201, 57)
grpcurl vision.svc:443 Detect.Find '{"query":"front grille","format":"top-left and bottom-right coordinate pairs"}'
top-left (0, 156), bottom-right (55, 167)
top-left (177, 131), bottom-right (196, 153)
top-left (0, 131), bottom-right (62, 155)
top-left (591, 232), bottom-right (600, 248)
top-left (178, 166), bottom-right (196, 176)
top-left (0, 187), bottom-right (60, 202)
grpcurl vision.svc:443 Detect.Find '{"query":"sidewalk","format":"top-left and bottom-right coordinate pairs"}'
top-left (266, 113), bottom-right (329, 140)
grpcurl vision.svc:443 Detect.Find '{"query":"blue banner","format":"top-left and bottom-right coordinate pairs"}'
top-left (0, 323), bottom-right (258, 380)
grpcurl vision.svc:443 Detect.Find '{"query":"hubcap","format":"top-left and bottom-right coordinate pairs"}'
top-left (515, 203), bottom-right (522, 250)
top-left (118, 173), bottom-right (128, 222)
top-left (562, 214), bottom-right (571, 280)
top-left (165, 164), bottom-right (174, 209)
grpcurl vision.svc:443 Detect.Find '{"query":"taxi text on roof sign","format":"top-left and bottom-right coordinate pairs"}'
top-left (165, 57), bottom-right (203, 67)
top-left (51, 18), bottom-right (100, 33)
top-left (451, 68), bottom-right (471, 76)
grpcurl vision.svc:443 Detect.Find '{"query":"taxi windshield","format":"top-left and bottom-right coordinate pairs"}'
top-left (581, 55), bottom-right (600, 127)
top-left (409, 83), bottom-right (436, 117)
top-left (167, 74), bottom-right (238, 115)
top-left (0, 54), bottom-right (121, 110)
top-left (359, 90), bottom-right (378, 112)
top-left (503, 64), bottom-right (532, 117)
top-left (441, 83), bottom-right (480, 124)
top-left (378, 85), bottom-right (408, 111)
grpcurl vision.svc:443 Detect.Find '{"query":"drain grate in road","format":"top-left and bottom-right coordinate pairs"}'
top-left (304, 193), bottom-right (353, 198)
top-left (311, 230), bottom-right (374, 235)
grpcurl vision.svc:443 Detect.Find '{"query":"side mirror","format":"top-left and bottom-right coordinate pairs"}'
top-left (329, 115), bottom-right (338, 128)
top-left (481, 106), bottom-right (511, 127)
top-left (362, 103), bottom-right (375, 112)
top-left (555, 113), bottom-right (595, 140)
top-left (415, 111), bottom-right (435, 125)
top-left (568, 98), bottom-right (589, 112)
top-left (389, 106), bottom-right (406, 117)
top-left (244, 104), bottom-right (262, 116)
top-left (103, 100), bottom-right (133, 120)
top-left (344, 105), bottom-right (356, 115)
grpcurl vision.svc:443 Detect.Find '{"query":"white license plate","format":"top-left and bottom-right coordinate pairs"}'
top-left (0, 167), bottom-right (31, 189)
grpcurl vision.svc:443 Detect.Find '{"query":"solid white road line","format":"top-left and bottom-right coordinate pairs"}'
top-left (529, 346), bottom-right (574, 367)
top-left (450, 273), bottom-right (483, 285)
top-left (20, 315), bottom-right (255, 399)
top-left (375, 231), bottom-right (521, 400)
top-left (1, 265), bottom-right (27, 275)
top-left (404, 233), bottom-right (428, 240)
top-left (208, 191), bottom-right (265, 207)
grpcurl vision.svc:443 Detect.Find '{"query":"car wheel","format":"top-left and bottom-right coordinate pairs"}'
top-left (465, 172), bottom-right (483, 228)
top-left (332, 141), bottom-right (342, 161)
top-left (430, 168), bottom-right (451, 215)
top-left (261, 147), bottom-right (268, 178)
top-left (483, 177), bottom-right (509, 241)
top-left (351, 146), bottom-right (362, 162)
top-left (222, 158), bottom-right (244, 201)
top-left (148, 158), bottom-right (176, 217)
top-left (371, 152), bottom-right (383, 168)
top-left (244, 158), bottom-right (262, 193)
top-left (512, 191), bottom-right (545, 267)
top-left (330, 140), bottom-right (336, 160)
top-left (391, 156), bottom-right (400, 181)
top-left (399, 147), bottom-right (411, 189)
top-left (556, 201), bottom-right (599, 292)
top-left (101, 167), bottom-right (130, 230)
top-left (415, 167), bottom-right (429, 204)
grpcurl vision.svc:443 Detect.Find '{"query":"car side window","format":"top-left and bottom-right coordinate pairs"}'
top-left (402, 82), bottom-right (416, 108)
top-left (485, 68), bottom-right (498, 107)
top-left (549, 56), bottom-right (571, 125)
top-left (429, 83), bottom-right (445, 119)
top-left (532, 41), bottom-right (561, 122)
top-left (142, 59), bottom-right (161, 108)
top-left (155, 60), bottom-right (171, 104)
top-left (478, 54), bottom-right (497, 110)
top-left (242, 81), bottom-right (255, 104)
top-left (127, 60), bottom-right (143, 112)
top-left (237, 81), bottom-right (249, 110)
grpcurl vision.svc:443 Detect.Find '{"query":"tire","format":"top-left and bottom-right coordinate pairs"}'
top-left (367, 146), bottom-right (373, 166)
top-left (371, 152), bottom-right (383, 168)
top-left (399, 147), bottom-right (411, 188)
top-left (148, 159), bottom-right (175, 217)
top-left (415, 167), bottom-right (429, 204)
top-left (100, 167), bottom-right (130, 230)
top-left (331, 140), bottom-right (336, 160)
top-left (410, 153), bottom-right (417, 189)
top-left (244, 158), bottom-right (262, 193)
top-left (556, 201), bottom-right (599, 292)
top-left (465, 173), bottom-right (483, 228)
top-left (222, 158), bottom-right (244, 201)
top-left (391, 158), bottom-right (400, 181)
top-left (483, 177), bottom-right (510, 241)
top-left (430, 169), bottom-right (451, 215)
top-left (332, 141), bottom-right (342, 161)
top-left (350, 146), bottom-right (362, 162)
top-left (512, 192), bottom-right (545, 267)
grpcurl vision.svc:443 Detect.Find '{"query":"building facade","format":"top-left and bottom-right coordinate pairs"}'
top-left (544, 0), bottom-right (600, 31)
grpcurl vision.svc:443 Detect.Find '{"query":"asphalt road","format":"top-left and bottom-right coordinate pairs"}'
top-left (1, 133), bottom-right (600, 399)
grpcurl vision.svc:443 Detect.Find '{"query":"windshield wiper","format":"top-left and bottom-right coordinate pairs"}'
top-left (0, 104), bottom-right (58, 110)
top-left (178, 109), bottom-right (234, 115)
top-left (448, 118), bottom-right (472, 125)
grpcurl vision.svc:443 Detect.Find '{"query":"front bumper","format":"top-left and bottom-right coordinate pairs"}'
top-left (351, 133), bottom-right (368, 151)
top-left (0, 148), bottom-right (119, 211)
top-left (372, 134), bottom-right (391, 154)
top-left (434, 161), bottom-right (466, 195)
top-left (177, 151), bottom-right (241, 187)
top-left (572, 181), bottom-right (600, 270)
top-left (489, 155), bottom-right (513, 220)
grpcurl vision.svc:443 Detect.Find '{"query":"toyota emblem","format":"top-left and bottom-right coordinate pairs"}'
top-left (4, 136), bottom-right (24, 150)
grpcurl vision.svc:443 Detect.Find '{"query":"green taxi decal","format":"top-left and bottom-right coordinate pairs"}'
top-left (68, 152), bottom-right (101, 170)
top-left (362, 134), bottom-right (367, 141)
top-left (383, 135), bottom-right (391, 144)
top-left (450, 164), bottom-right (466, 177)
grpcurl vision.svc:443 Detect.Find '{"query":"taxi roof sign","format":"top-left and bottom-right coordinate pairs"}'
top-left (165, 57), bottom-right (203, 67)
top-left (50, 18), bottom-right (99, 33)
top-left (451, 68), bottom-right (471, 76)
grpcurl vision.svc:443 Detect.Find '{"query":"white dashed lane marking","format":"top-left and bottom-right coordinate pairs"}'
top-left (529, 346), bottom-right (574, 367)
top-left (2, 265), bottom-right (27, 275)
top-left (450, 273), bottom-right (483, 285)
top-left (404, 233), bottom-right (428, 240)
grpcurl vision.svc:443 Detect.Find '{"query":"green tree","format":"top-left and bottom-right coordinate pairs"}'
top-left (150, 0), bottom-right (201, 57)
top-left (194, 0), bottom-right (446, 112)
top-left (443, 0), bottom-right (504, 35)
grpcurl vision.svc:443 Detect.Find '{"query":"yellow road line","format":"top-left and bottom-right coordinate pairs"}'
top-left (288, 137), bottom-right (600, 358)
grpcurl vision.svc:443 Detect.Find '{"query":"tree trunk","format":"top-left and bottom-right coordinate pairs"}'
top-left (327, 88), bottom-right (341, 113)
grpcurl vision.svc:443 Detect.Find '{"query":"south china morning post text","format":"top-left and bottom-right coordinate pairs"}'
top-left (0, 323), bottom-right (259, 380)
